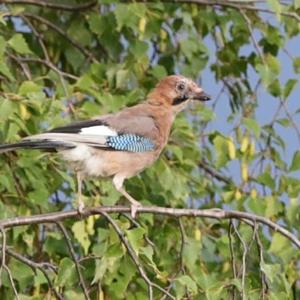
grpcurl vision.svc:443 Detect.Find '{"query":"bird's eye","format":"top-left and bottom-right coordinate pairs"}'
top-left (177, 82), bottom-right (186, 91)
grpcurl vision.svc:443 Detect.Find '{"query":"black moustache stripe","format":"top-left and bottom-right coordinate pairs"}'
top-left (172, 95), bottom-right (189, 105)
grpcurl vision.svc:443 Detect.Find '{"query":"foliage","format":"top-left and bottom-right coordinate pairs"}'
top-left (0, 0), bottom-right (300, 299)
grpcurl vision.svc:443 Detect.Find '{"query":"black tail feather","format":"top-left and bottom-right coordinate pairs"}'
top-left (0, 140), bottom-right (75, 153)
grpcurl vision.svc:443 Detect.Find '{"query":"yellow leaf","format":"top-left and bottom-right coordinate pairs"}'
top-left (139, 17), bottom-right (146, 34)
top-left (250, 188), bottom-right (257, 198)
top-left (194, 228), bottom-right (201, 241)
top-left (19, 103), bottom-right (30, 120)
top-left (227, 137), bottom-right (236, 160)
top-left (160, 29), bottom-right (167, 40)
top-left (249, 139), bottom-right (256, 155)
top-left (240, 136), bottom-right (249, 153)
top-left (235, 189), bottom-right (242, 200)
top-left (222, 261), bottom-right (230, 273)
top-left (86, 216), bottom-right (95, 235)
top-left (241, 162), bottom-right (248, 182)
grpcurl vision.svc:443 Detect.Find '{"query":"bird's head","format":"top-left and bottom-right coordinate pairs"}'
top-left (147, 75), bottom-right (211, 113)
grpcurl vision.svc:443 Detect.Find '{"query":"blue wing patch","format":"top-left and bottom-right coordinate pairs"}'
top-left (106, 134), bottom-right (155, 152)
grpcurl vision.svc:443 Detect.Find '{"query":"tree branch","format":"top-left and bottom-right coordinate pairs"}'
top-left (56, 222), bottom-right (90, 300)
top-left (1, 0), bottom-right (97, 12)
top-left (128, 0), bottom-right (300, 23)
top-left (5, 248), bottom-right (62, 300)
top-left (0, 205), bottom-right (299, 249)
top-left (21, 13), bottom-right (97, 62)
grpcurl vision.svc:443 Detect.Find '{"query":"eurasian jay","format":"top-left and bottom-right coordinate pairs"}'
top-left (0, 75), bottom-right (210, 216)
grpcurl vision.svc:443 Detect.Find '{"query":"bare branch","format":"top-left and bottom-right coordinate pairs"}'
top-left (228, 220), bottom-right (237, 300)
top-left (9, 56), bottom-right (79, 81)
top-left (5, 248), bottom-right (62, 300)
top-left (21, 13), bottom-right (97, 62)
top-left (1, 0), bottom-right (97, 11)
top-left (0, 228), bottom-right (20, 300)
top-left (199, 160), bottom-right (233, 185)
top-left (240, 9), bottom-right (266, 64)
top-left (56, 222), bottom-right (90, 300)
top-left (101, 212), bottom-right (156, 300)
top-left (231, 221), bottom-right (247, 299)
top-left (129, 0), bottom-right (300, 23)
top-left (0, 205), bottom-right (299, 249)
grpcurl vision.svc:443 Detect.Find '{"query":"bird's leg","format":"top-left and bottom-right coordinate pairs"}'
top-left (76, 171), bottom-right (85, 214)
top-left (119, 187), bottom-right (141, 218)
top-left (113, 175), bottom-right (141, 218)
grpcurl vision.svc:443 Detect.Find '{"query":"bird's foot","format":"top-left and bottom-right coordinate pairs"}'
top-left (130, 202), bottom-right (141, 219)
top-left (77, 198), bottom-right (85, 216)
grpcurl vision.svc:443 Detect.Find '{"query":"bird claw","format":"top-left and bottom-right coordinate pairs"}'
top-left (77, 199), bottom-right (85, 216)
top-left (130, 203), bottom-right (141, 219)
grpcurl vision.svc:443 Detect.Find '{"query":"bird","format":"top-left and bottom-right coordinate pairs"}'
top-left (0, 75), bottom-right (211, 217)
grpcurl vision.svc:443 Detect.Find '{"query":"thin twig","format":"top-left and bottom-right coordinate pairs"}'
top-left (56, 222), bottom-right (90, 300)
top-left (1, 0), bottom-right (97, 11)
top-left (102, 212), bottom-right (176, 300)
top-left (178, 218), bottom-right (186, 274)
top-left (9, 56), bottom-right (78, 81)
top-left (3, 265), bottom-right (19, 300)
top-left (228, 220), bottom-right (237, 300)
top-left (199, 160), bottom-right (233, 185)
top-left (0, 227), bottom-right (6, 287)
top-left (21, 13), bottom-right (97, 62)
top-left (0, 228), bottom-right (20, 299)
top-left (131, 0), bottom-right (300, 23)
top-left (232, 222), bottom-right (247, 299)
top-left (240, 10), bottom-right (266, 64)
top-left (5, 248), bottom-right (62, 300)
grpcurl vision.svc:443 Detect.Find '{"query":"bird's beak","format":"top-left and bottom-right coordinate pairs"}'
top-left (191, 88), bottom-right (211, 102)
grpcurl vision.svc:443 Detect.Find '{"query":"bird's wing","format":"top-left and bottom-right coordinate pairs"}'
top-left (20, 108), bottom-right (158, 152)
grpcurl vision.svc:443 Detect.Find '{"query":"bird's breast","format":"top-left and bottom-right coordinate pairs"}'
top-left (59, 145), bottom-right (159, 179)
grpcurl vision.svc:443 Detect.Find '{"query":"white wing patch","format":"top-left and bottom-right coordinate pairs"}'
top-left (80, 125), bottom-right (117, 136)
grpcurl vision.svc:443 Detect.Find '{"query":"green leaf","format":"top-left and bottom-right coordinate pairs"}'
top-left (283, 79), bottom-right (298, 99)
top-left (150, 65), bottom-right (167, 79)
top-left (72, 220), bottom-right (91, 254)
top-left (265, 196), bottom-right (282, 218)
top-left (243, 118), bottom-right (261, 138)
top-left (213, 134), bottom-right (229, 168)
top-left (257, 172), bottom-right (275, 189)
top-left (183, 238), bottom-right (202, 272)
top-left (56, 258), bottom-right (77, 287)
top-left (276, 118), bottom-right (290, 127)
top-left (8, 33), bottom-right (32, 54)
top-left (65, 290), bottom-right (85, 300)
top-left (289, 150), bottom-right (300, 172)
top-left (175, 275), bottom-right (198, 298)
top-left (116, 69), bottom-right (129, 89)
top-left (293, 57), bottom-right (300, 73)
top-left (261, 262), bottom-right (281, 283)
top-left (0, 35), bottom-right (6, 58)
top-left (126, 227), bottom-right (145, 253)
top-left (267, 0), bottom-right (282, 20)
top-left (0, 63), bottom-right (14, 81)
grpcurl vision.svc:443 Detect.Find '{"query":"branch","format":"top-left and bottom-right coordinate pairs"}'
top-left (21, 13), bottom-right (97, 62)
top-left (1, 0), bottom-right (97, 12)
top-left (5, 248), bottom-right (62, 300)
top-left (0, 205), bottom-right (299, 249)
top-left (128, 0), bottom-right (300, 23)
top-left (199, 159), bottom-right (233, 185)
top-left (56, 222), bottom-right (90, 300)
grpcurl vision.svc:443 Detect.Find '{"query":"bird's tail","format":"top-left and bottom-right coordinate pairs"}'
top-left (0, 132), bottom-right (109, 154)
top-left (0, 140), bottom-right (74, 154)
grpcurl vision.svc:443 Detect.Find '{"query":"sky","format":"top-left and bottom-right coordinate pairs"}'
top-left (200, 12), bottom-right (300, 185)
